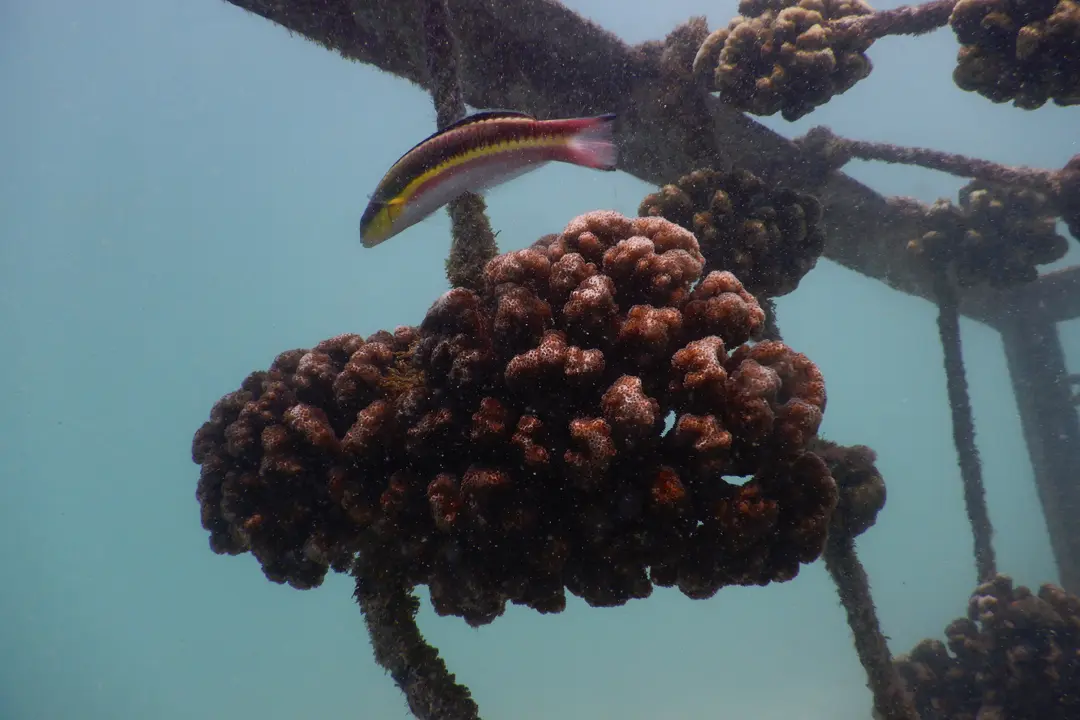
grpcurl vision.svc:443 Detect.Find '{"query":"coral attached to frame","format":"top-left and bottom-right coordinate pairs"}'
top-left (640, 167), bottom-right (826, 298)
top-left (192, 211), bottom-right (836, 627)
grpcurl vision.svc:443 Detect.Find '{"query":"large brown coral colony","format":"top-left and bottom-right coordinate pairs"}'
top-left (906, 180), bottom-right (1069, 287)
top-left (192, 211), bottom-right (835, 627)
top-left (895, 574), bottom-right (1080, 720)
top-left (693, 0), bottom-right (875, 120)
top-left (951, 0), bottom-right (1080, 109)
top-left (639, 168), bottom-right (825, 299)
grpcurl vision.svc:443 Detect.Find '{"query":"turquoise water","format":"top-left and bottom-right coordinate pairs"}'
top-left (2, 1), bottom-right (1077, 718)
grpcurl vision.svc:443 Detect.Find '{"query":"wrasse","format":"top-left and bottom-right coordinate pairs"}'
top-left (359, 110), bottom-right (618, 248)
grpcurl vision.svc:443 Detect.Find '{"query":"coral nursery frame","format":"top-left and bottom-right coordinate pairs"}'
top-left (222, 0), bottom-right (1080, 593)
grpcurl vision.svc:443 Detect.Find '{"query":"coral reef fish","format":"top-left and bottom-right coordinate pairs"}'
top-left (359, 110), bottom-right (619, 247)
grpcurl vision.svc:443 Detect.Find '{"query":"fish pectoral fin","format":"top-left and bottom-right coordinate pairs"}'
top-left (386, 197), bottom-right (406, 220)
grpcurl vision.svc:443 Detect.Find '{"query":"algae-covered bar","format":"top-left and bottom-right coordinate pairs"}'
top-left (222, 0), bottom-right (1080, 331)
top-left (225, 0), bottom-right (1001, 324)
top-left (194, 1), bottom-right (1080, 718)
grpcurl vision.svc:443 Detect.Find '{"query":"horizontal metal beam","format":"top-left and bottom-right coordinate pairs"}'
top-left (222, 0), bottom-right (1050, 327)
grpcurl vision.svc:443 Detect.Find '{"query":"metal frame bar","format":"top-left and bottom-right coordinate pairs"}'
top-left (1000, 288), bottom-right (1080, 592)
top-left (222, 0), bottom-right (1077, 327)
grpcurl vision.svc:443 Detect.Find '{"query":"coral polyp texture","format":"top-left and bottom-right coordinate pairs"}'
top-left (895, 574), bottom-right (1080, 719)
top-left (192, 210), bottom-right (836, 626)
top-left (905, 180), bottom-right (1069, 287)
top-left (639, 168), bottom-right (825, 298)
top-left (950, 0), bottom-right (1080, 109)
top-left (694, 0), bottom-right (875, 121)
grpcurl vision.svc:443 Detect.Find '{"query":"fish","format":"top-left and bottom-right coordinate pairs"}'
top-left (359, 110), bottom-right (619, 248)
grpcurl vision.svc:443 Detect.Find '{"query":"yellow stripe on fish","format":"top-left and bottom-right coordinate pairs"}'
top-left (401, 133), bottom-right (570, 202)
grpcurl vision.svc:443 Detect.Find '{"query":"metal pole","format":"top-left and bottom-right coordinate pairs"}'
top-left (1000, 292), bottom-right (1080, 593)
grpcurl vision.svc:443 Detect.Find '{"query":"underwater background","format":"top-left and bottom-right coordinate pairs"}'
top-left (2, 0), bottom-right (1078, 718)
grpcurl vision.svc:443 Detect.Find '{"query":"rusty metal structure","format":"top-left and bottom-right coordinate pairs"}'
top-left (178, 3), bottom-right (1080, 719)
top-left (221, 0), bottom-right (1079, 595)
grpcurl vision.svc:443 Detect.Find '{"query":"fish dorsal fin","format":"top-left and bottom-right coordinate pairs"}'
top-left (442, 109), bottom-right (535, 131)
top-left (385, 110), bottom-right (536, 170)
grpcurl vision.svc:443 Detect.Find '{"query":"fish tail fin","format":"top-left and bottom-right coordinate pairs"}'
top-left (553, 114), bottom-right (618, 171)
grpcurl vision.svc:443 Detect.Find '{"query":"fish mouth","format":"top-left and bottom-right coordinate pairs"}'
top-left (360, 227), bottom-right (383, 248)
top-left (359, 202), bottom-right (385, 248)
top-left (360, 220), bottom-right (392, 248)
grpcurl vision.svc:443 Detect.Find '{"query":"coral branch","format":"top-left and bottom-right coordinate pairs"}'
top-left (824, 531), bottom-right (920, 720)
top-left (355, 572), bottom-right (482, 720)
top-left (420, 0), bottom-right (498, 290)
top-left (932, 267), bottom-right (997, 582)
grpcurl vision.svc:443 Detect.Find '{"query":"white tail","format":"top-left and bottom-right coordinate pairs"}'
top-left (559, 114), bottom-right (618, 171)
